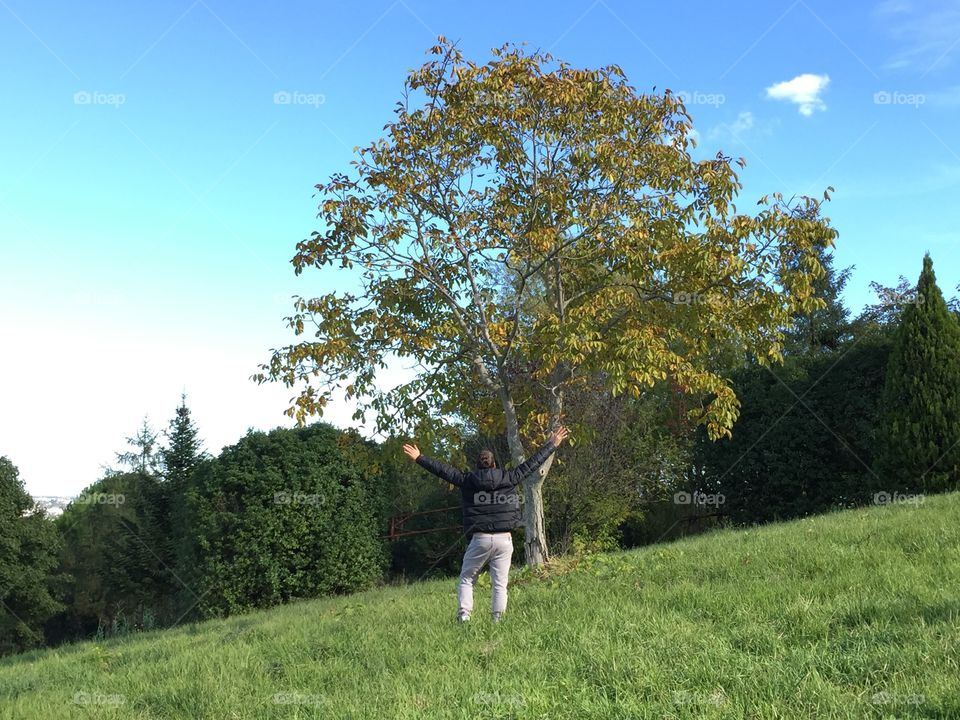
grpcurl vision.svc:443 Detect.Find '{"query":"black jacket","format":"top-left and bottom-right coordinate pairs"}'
top-left (416, 439), bottom-right (557, 535)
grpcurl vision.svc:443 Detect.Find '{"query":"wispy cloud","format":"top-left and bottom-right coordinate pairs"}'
top-left (707, 111), bottom-right (757, 144)
top-left (926, 84), bottom-right (960, 106)
top-left (875, 0), bottom-right (960, 74)
top-left (765, 74), bottom-right (830, 116)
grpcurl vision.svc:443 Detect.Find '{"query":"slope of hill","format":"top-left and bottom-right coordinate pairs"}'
top-left (2, 493), bottom-right (958, 719)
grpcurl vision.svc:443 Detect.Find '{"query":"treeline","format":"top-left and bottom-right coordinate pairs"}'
top-left (2, 252), bottom-right (958, 657)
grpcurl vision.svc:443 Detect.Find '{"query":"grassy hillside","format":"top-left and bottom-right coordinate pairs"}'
top-left (2, 493), bottom-right (959, 719)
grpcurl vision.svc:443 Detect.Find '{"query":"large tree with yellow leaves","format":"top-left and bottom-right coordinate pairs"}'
top-left (255, 39), bottom-right (838, 567)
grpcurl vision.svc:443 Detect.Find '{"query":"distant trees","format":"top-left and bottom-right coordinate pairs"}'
top-left (51, 401), bottom-right (203, 642)
top-left (875, 254), bottom-right (960, 494)
top-left (781, 247), bottom-right (853, 356)
top-left (0, 457), bottom-right (62, 656)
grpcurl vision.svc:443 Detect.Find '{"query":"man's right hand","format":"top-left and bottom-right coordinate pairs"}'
top-left (402, 443), bottom-right (421, 461)
top-left (550, 426), bottom-right (570, 447)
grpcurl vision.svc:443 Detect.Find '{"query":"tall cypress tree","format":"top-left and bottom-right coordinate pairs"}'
top-left (874, 254), bottom-right (960, 494)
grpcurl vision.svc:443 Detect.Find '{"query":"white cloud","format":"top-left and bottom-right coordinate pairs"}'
top-left (708, 111), bottom-right (755, 141)
top-left (765, 74), bottom-right (830, 116)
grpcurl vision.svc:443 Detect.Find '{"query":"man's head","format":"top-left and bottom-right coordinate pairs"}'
top-left (477, 449), bottom-right (497, 469)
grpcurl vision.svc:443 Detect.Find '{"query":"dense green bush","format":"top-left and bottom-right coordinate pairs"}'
top-left (178, 423), bottom-right (389, 618)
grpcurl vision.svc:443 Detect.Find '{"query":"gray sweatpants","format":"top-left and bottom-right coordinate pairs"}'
top-left (457, 531), bottom-right (514, 619)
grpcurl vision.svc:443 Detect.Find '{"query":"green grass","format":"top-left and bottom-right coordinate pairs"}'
top-left (3, 494), bottom-right (959, 719)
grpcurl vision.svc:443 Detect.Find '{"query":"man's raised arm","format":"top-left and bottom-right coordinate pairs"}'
top-left (508, 426), bottom-right (570, 484)
top-left (403, 443), bottom-right (465, 487)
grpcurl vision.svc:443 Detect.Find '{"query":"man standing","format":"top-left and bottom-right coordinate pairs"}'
top-left (402, 426), bottom-right (570, 623)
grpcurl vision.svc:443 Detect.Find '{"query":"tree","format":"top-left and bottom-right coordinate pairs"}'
top-left (154, 394), bottom-right (207, 621)
top-left (781, 246), bottom-right (853, 355)
top-left (874, 254), bottom-right (960, 493)
top-left (255, 39), bottom-right (838, 567)
top-left (113, 416), bottom-right (162, 476)
top-left (160, 393), bottom-right (206, 485)
top-left (178, 423), bottom-right (387, 618)
top-left (52, 471), bottom-right (165, 642)
top-left (52, 403), bottom-right (200, 644)
top-left (0, 457), bottom-right (63, 656)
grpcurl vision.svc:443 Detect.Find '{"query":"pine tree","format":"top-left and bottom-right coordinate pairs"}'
top-left (114, 417), bottom-right (162, 476)
top-left (160, 393), bottom-right (205, 486)
top-left (158, 394), bottom-right (207, 621)
top-left (874, 254), bottom-right (960, 494)
top-left (782, 246), bottom-right (853, 356)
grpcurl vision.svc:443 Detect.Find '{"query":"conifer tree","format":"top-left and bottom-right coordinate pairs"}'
top-left (160, 393), bottom-right (205, 487)
top-left (158, 394), bottom-right (206, 622)
top-left (875, 254), bottom-right (960, 493)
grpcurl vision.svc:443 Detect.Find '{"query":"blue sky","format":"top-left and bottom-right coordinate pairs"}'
top-left (2, 0), bottom-right (958, 496)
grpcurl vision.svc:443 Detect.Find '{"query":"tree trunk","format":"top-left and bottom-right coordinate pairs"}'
top-left (499, 385), bottom-right (562, 569)
top-left (522, 455), bottom-right (554, 567)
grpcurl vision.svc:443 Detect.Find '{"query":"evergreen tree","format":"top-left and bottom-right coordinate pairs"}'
top-left (0, 457), bottom-right (64, 655)
top-left (114, 416), bottom-right (162, 476)
top-left (159, 394), bottom-right (207, 620)
top-left (160, 393), bottom-right (206, 485)
top-left (695, 335), bottom-right (891, 524)
top-left (782, 246), bottom-right (853, 356)
top-left (51, 471), bottom-right (155, 642)
top-left (874, 254), bottom-right (960, 494)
